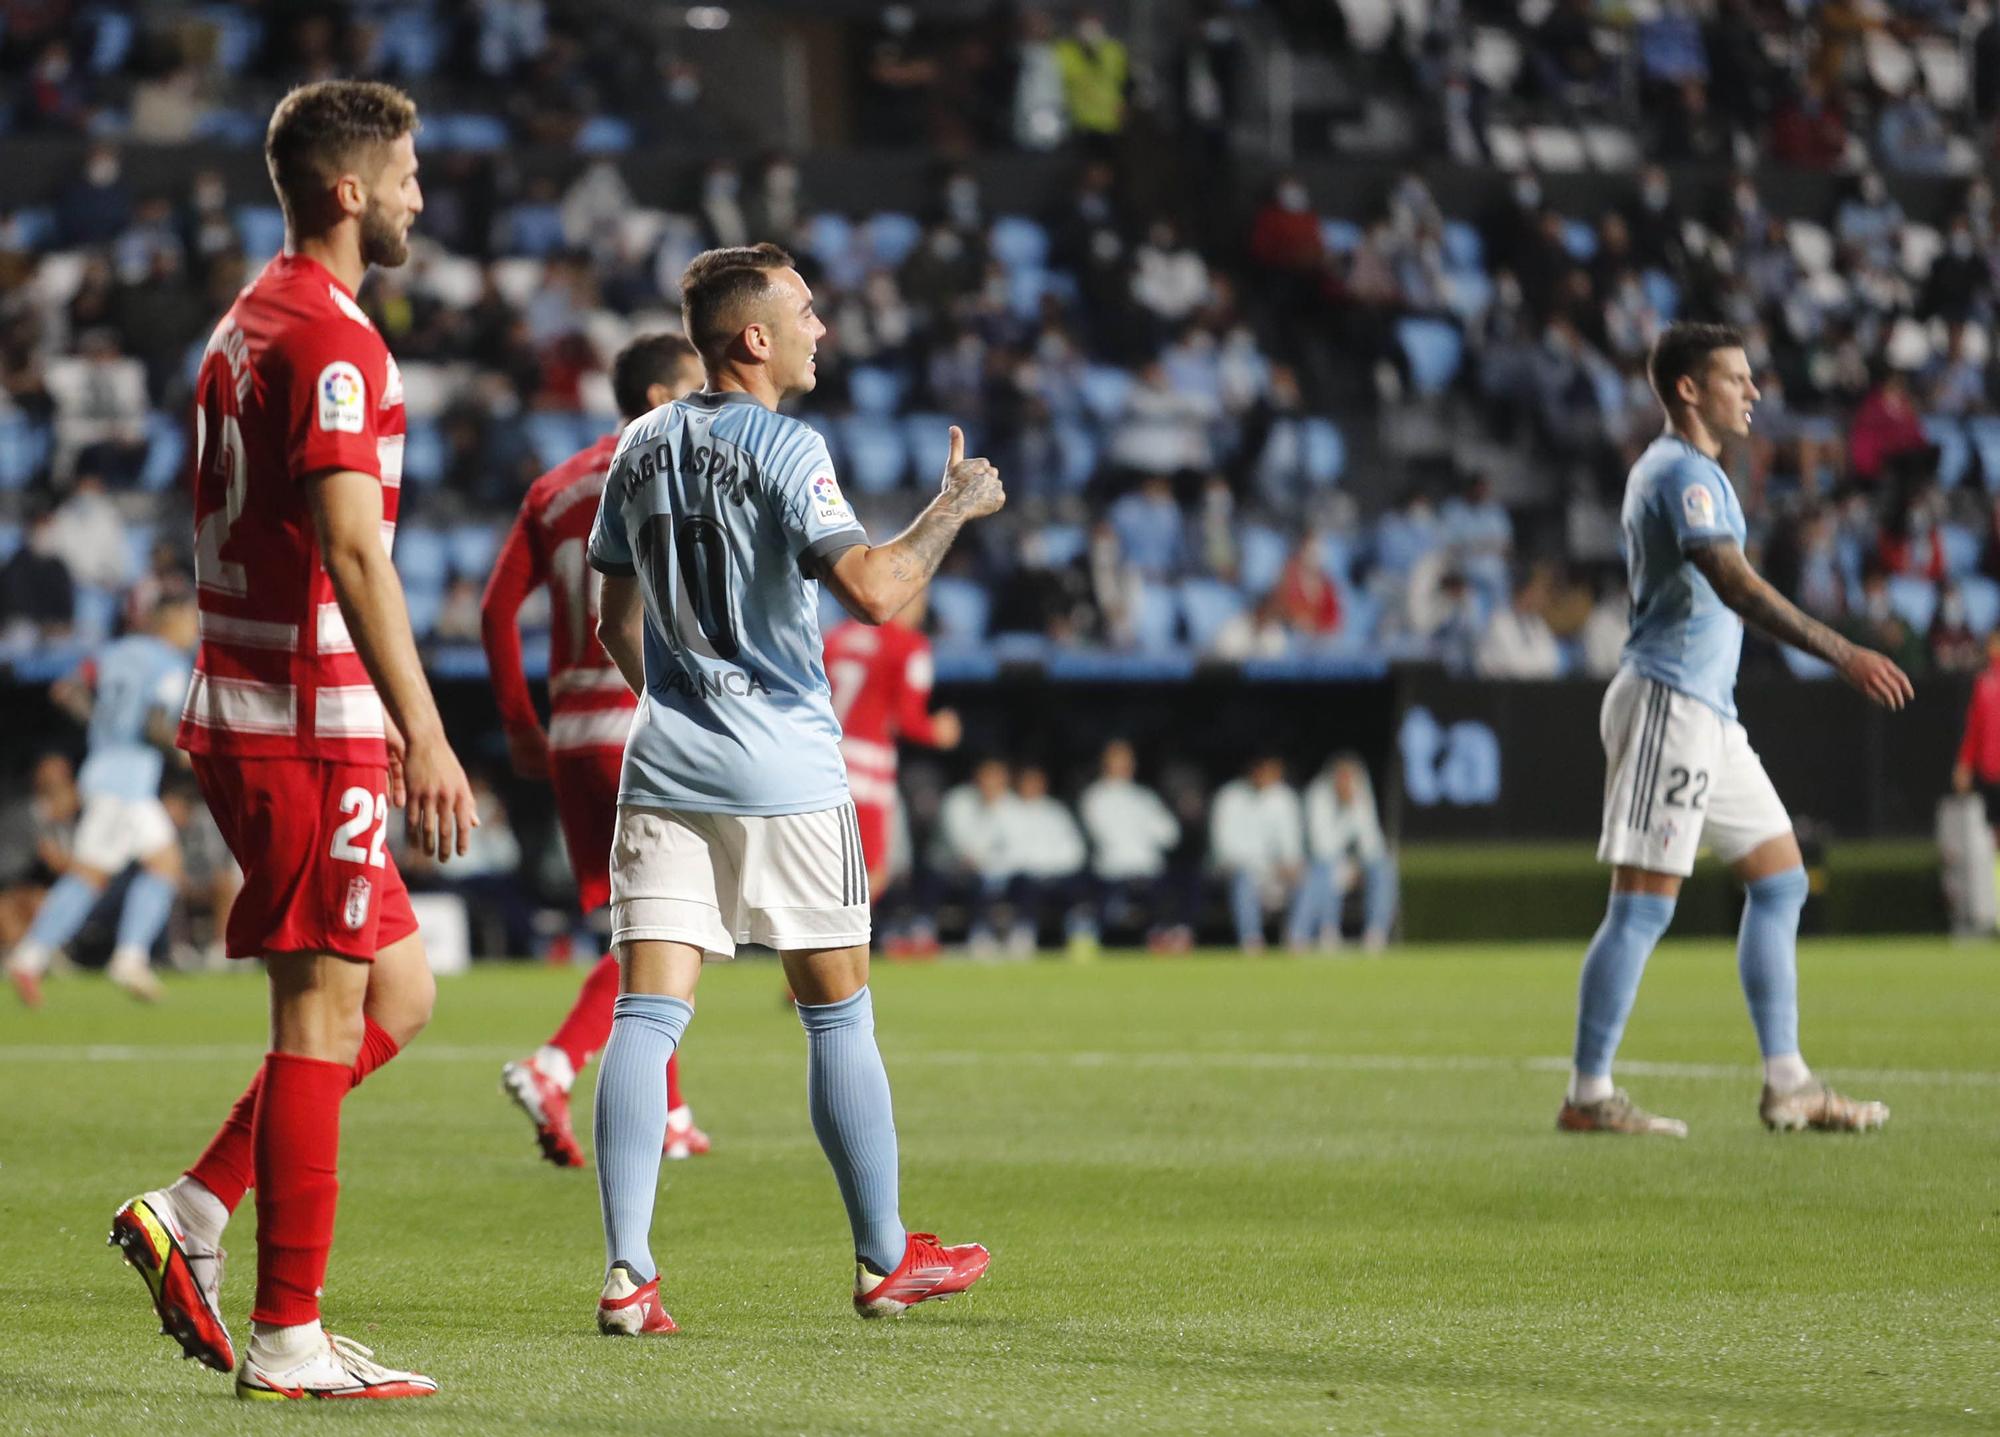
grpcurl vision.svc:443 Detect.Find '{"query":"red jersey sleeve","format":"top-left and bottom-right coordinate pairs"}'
top-left (481, 505), bottom-right (548, 740)
top-left (283, 322), bottom-right (387, 481)
top-left (893, 640), bottom-right (940, 746)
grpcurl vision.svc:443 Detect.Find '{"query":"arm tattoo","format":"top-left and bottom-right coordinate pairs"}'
top-left (1690, 542), bottom-right (1853, 666)
top-left (882, 502), bottom-right (965, 586)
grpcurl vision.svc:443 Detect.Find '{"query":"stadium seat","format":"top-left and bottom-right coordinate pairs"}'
top-left (1052, 419), bottom-right (1100, 492)
top-left (989, 215), bottom-right (1050, 272)
top-left (865, 212), bottom-right (923, 269)
top-left (404, 585), bottom-right (443, 639)
top-left (1788, 221), bottom-right (1835, 275)
top-left (836, 415), bottom-right (909, 493)
top-left (375, 9), bottom-right (446, 76)
top-left (846, 364), bottom-right (906, 416)
top-left (1942, 523), bottom-right (1982, 576)
top-left (1239, 523), bottom-right (1289, 594)
top-left (1527, 127), bottom-right (1588, 172)
top-left (806, 212), bottom-right (863, 287)
top-left (1179, 577), bottom-right (1245, 650)
top-left (0, 521), bottom-right (20, 563)
top-left (575, 116), bottom-right (635, 153)
top-left (1886, 575), bottom-right (1937, 633)
top-left (1968, 417), bottom-right (2000, 491)
top-left (1319, 218), bottom-right (1362, 256)
top-left (1918, 37), bottom-right (1969, 110)
top-left (74, 585), bottom-right (118, 643)
top-left (1926, 415), bottom-right (1971, 490)
top-left (928, 576), bottom-right (990, 641)
top-left (902, 412), bottom-right (966, 480)
top-left (1006, 266), bottom-right (1051, 320)
top-left (1078, 365), bottom-right (1134, 424)
top-left (1039, 523), bottom-right (1087, 567)
top-left (1559, 218), bottom-right (1598, 261)
top-left (1444, 268), bottom-right (1495, 324)
top-left (401, 418), bottom-right (445, 489)
top-left (799, 411), bottom-right (843, 467)
top-left (525, 412), bottom-right (587, 471)
top-left (1132, 580), bottom-right (1180, 651)
top-left (1900, 224), bottom-right (1943, 283)
top-left (121, 521), bottom-right (155, 580)
top-left (234, 205), bottom-right (286, 260)
top-left (1442, 220), bottom-right (1484, 272)
top-left (1865, 30), bottom-right (1915, 96)
top-left (194, 4), bottom-right (263, 72)
top-left (1301, 418), bottom-right (1345, 488)
top-left (138, 412), bottom-right (185, 492)
top-left (1396, 318), bottom-right (1465, 396)
top-left (1468, 28), bottom-right (1521, 91)
top-left (428, 113), bottom-right (509, 151)
top-left (497, 203), bottom-right (566, 258)
top-left (449, 524), bottom-right (502, 579)
top-left (1961, 575), bottom-right (2000, 635)
top-left (1581, 125), bottom-right (1642, 171)
top-left (0, 413), bottom-right (51, 490)
top-left (1641, 269), bottom-right (1680, 322)
top-left (191, 108), bottom-right (264, 145)
top-left (394, 527), bottom-right (451, 596)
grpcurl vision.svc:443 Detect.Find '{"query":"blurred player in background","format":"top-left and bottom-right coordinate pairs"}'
top-left (822, 587), bottom-right (961, 952)
top-left (484, 332), bottom-right (712, 1168)
top-left (107, 81), bottom-right (476, 1401)
top-left (584, 243), bottom-right (1000, 1335)
top-left (1561, 321), bottom-right (1909, 1139)
top-left (5, 587), bottom-right (196, 1005)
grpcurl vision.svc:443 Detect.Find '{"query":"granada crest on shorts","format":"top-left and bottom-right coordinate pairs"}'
top-left (343, 875), bottom-right (373, 931)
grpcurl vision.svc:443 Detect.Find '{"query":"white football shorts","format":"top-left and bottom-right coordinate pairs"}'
top-left (72, 793), bottom-right (177, 873)
top-left (609, 801), bottom-right (871, 958)
top-left (1597, 666), bottom-right (1792, 877)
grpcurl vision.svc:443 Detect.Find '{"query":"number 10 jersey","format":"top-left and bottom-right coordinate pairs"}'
top-left (588, 389), bottom-right (868, 817)
top-left (179, 252), bottom-right (405, 766)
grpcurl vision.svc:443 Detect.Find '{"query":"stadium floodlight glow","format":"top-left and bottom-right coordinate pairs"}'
top-left (685, 6), bottom-right (730, 29)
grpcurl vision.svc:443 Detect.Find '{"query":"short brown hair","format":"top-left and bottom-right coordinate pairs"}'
top-left (612, 332), bottom-right (700, 419)
top-left (265, 80), bottom-right (419, 229)
top-left (679, 243), bottom-right (795, 366)
top-left (1648, 321), bottom-right (1745, 411)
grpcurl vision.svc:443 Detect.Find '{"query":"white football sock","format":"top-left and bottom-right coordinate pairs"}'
top-left (534, 1045), bottom-right (576, 1092)
top-left (248, 1318), bottom-right (323, 1362)
top-left (1568, 1070), bottom-right (1615, 1105)
top-left (667, 1104), bottom-right (692, 1132)
top-left (166, 1174), bottom-right (228, 1247)
top-left (7, 942), bottom-right (50, 977)
top-left (1763, 1053), bottom-right (1812, 1093)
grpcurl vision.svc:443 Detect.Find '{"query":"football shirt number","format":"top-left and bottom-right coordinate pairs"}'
top-left (829, 658), bottom-right (867, 722)
top-left (330, 787), bottom-right (389, 868)
top-left (549, 538), bottom-right (606, 660)
top-left (192, 408), bottom-right (250, 596)
top-left (638, 514), bottom-right (741, 660)
top-left (1662, 767), bottom-right (1709, 810)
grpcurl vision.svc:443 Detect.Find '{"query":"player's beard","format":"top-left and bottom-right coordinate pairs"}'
top-left (359, 198), bottom-right (410, 269)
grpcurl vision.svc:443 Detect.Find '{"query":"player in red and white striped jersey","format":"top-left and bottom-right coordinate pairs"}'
top-left (823, 590), bottom-right (962, 951)
top-left (107, 82), bottom-right (472, 1402)
top-left (484, 334), bottom-right (712, 1169)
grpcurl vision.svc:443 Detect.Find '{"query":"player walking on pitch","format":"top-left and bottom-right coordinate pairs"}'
top-left (586, 243), bottom-right (1001, 1335)
top-left (483, 333), bottom-right (711, 1167)
top-left (107, 81), bottom-right (476, 1398)
top-left (1561, 321), bottom-right (1907, 1138)
top-left (6, 589), bottom-right (197, 1005)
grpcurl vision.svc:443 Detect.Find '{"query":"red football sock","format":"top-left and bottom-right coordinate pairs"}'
top-left (184, 1019), bottom-right (404, 1214)
top-left (667, 1050), bottom-right (684, 1111)
top-left (547, 953), bottom-right (620, 1072)
top-left (250, 1053), bottom-right (349, 1327)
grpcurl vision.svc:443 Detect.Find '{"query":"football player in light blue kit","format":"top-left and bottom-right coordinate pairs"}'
top-left (1559, 322), bottom-right (1912, 1137)
top-left (584, 243), bottom-right (1006, 1333)
top-left (7, 589), bottom-right (199, 1005)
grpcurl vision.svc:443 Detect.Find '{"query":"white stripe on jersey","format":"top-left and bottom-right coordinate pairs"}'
top-left (846, 772), bottom-right (897, 807)
top-left (317, 602), bottom-right (355, 654)
top-left (315, 684), bottom-right (385, 738)
top-left (377, 433), bottom-right (403, 489)
top-left (182, 673), bottom-right (298, 734)
top-left (840, 735), bottom-right (897, 770)
top-left (551, 667), bottom-right (631, 697)
top-left (198, 612), bottom-right (300, 652)
top-left (549, 708), bottom-right (634, 753)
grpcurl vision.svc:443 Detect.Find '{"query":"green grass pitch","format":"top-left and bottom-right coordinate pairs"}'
top-left (2, 941), bottom-right (1995, 1436)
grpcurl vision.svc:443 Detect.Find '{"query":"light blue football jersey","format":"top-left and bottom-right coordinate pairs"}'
top-left (1619, 433), bottom-right (1748, 718)
top-left (78, 634), bottom-right (190, 801)
top-left (588, 390), bottom-right (870, 815)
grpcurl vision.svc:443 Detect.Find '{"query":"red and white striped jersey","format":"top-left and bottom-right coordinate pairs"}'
top-left (481, 432), bottom-right (636, 757)
top-left (178, 253), bottom-right (405, 763)
top-left (823, 618), bottom-right (940, 809)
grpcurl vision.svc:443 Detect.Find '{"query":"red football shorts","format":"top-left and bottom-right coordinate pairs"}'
top-left (551, 747), bottom-right (622, 915)
top-left (192, 755), bottom-right (417, 962)
top-left (853, 800), bottom-right (891, 879)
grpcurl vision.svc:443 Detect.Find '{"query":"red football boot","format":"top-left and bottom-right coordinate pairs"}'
top-left (501, 1057), bottom-right (585, 1168)
top-left (108, 1190), bottom-right (235, 1371)
top-left (853, 1232), bottom-right (991, 1318)
top-left (597, 1263), bottom-right (678, 1335)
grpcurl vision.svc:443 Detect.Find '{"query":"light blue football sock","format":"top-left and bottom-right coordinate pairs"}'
top-left (113, 872), bottom-right (177, 958)
top-left (1738, 867), bottom-right (1808, 1062)
top-left (1572, 892), bottom-right (1677, 1079)
top-left (593, 993), bottom-right (692, 1284)
top-left (22, 874), bottom-right (104, 956)
top-left (797, 987), bottom-right (905, 1275)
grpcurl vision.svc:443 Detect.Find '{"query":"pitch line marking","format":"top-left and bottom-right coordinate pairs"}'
top-left (0, 1043), bottom-right (1994, 1088)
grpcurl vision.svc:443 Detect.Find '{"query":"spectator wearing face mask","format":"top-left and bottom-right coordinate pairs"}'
top-left (1931, 582), bottom-right (1983, 674)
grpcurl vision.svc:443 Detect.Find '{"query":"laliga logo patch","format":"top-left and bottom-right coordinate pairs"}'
top-left (811, 472), bottom-right (850, 521)
top-left (318, 361), bottom-right (366, 434)
top-left (1682, 483), bottom-right (1716, 530)
top-left (343, 875), bottom-right (373, 931)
